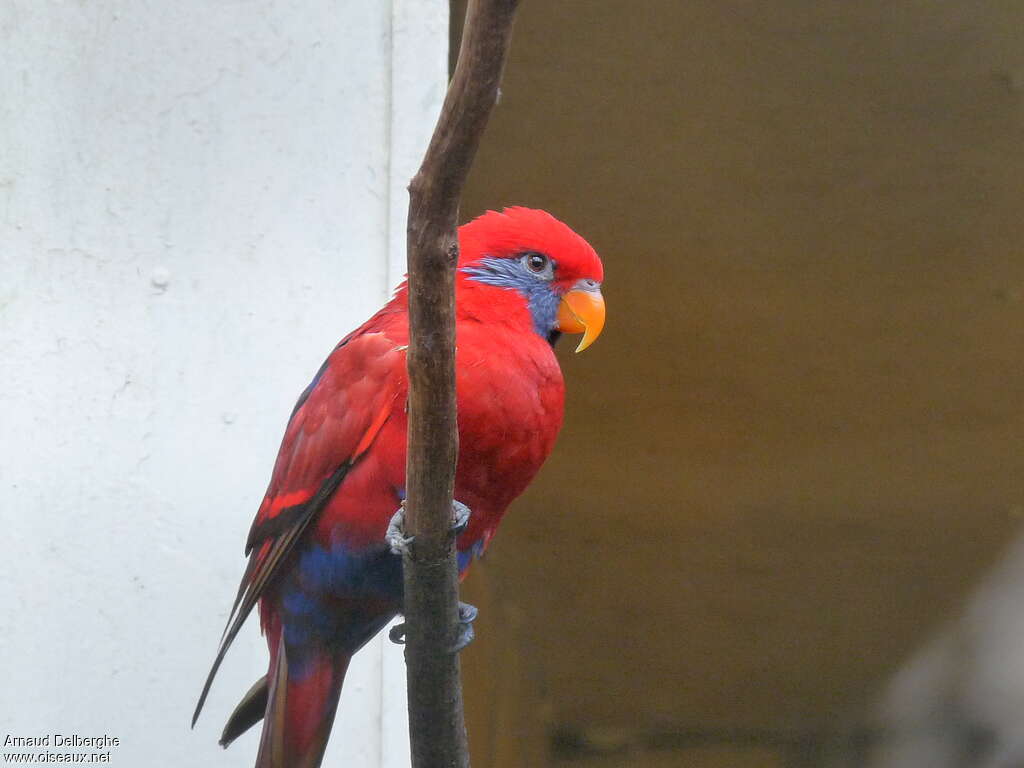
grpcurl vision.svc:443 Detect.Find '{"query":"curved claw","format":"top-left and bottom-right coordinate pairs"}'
top-left (451, 500), bottom-right (471, 537)
top-left (386, 504), bottom-right (414, 556)
top-left (391, 603), bottom-right (478, 651)
top-left (458, 602), bottom-right (478, 624)
top-left (451, 601), bottom-right (478, 653)
top-left (389, 622), bottom-right (406, 645)
top-left (387, 500), bottom-right (470, 555)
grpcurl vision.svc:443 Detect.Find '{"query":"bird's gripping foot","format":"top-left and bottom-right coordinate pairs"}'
top-left (386, 499), bottom-right (475, 650)
top-left (386, 501), bottom-right (414, 556)
top-left (388, 601), bottom-right (478, 652)
top-left (388, 622), bottom-right (407, 645)
top-left (452, 601), bottom-right (478, 652)
top-left (450, 499), bottom-right (471, 537)
top-left (386, 499), bottom-right (471, 556)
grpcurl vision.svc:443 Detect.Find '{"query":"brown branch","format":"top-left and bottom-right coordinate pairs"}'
top-left (401, 1), bottom-right (521, 767)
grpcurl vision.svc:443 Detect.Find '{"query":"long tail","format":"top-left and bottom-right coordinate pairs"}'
top-left (249, 633), bottom-right (350, 768)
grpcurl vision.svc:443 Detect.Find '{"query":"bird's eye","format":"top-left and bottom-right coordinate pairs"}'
top-left (522, 252), bottom-right (550, 275)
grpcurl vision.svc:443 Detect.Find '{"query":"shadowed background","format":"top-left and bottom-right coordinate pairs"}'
top-left (450, 2), bottom-right (1024, 766)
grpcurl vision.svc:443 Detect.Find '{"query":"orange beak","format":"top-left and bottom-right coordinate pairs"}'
top-left (556, 287), bottom-right (606, 353)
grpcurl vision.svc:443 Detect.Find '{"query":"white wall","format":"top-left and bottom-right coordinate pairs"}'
top-left (0, 2), bottom-right (446, 766)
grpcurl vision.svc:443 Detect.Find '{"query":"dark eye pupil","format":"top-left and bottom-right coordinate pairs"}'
top-left (527, 254), bottom-right (546, 272)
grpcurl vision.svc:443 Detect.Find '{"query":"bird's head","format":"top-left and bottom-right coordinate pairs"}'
top-left (457, 207), bottom-right (605, 352)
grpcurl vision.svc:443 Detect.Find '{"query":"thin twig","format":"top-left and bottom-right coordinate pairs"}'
top-left (401, 1), bottom-right (521, 767)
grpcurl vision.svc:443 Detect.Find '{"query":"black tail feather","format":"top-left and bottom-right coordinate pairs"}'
top-left (219, 675), bottom-right (269, 748)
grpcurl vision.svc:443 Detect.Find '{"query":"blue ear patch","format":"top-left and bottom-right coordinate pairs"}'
top-left (462, 257), bottom-right (559, 338)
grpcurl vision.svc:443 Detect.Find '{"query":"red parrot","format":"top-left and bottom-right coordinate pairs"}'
top-left (193, 207), bottom-right (605, 768)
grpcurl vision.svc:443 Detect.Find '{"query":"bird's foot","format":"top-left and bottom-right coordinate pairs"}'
top-left (452, 601), bottom-right (478, 652)
top-left (451, 500), bottom-right (471, 538)
top-left (386, 502), bottom-right (413, 556)
top-left (388, 622), bottom-right (406, 645)
top-left (386, 500), bottom-right (475, 649)
top-left (388, 602), bottom-right (478, 652)
top-left (386, 500), bottom-right (471, 556)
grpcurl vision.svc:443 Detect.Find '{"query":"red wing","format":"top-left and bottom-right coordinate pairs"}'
top-left (245, 331), bottom-right (405, 554)
top-left (193, 331), bottom-right (405, 726)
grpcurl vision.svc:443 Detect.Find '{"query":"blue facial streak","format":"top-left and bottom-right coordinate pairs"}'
top-left (462, 257), bottom-right (560, 338)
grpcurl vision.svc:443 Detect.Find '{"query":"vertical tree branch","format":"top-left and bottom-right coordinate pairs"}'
top-left (402, 1), bottom-right (520, 767)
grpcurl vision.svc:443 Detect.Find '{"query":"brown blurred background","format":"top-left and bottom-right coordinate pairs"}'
top-left (450, 2), bottom-right (1024, 766)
